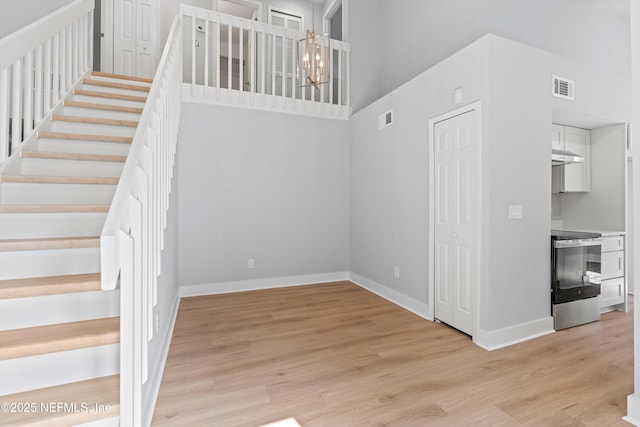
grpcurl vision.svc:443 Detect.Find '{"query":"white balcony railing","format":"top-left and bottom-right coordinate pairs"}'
top-left (0, 0), bottom-right (94, 164)
top-left (180, 4), bottom-right (351, 119)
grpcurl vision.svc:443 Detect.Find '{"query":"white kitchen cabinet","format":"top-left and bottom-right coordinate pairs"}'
top-left (600, 235), bottom-right (626, 310)
top-left (601, 277), bottom-right (625, 308)
top-left (601, 250), bottom-right (624, 280)
top-left (552, 124), bottom-right (591, 192)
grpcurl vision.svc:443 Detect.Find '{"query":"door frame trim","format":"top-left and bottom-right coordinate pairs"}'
top-left (428, 101), bottom-right (482, 338)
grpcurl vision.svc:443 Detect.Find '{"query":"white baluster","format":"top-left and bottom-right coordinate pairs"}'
top-left (227, 22), bottom-right (232, 96)
top-left (216, 20), bottom-right (220, 98)
top-left (191, 14), bottom-right (196, 93)
top-left (23, 51), bottom-right (33, 136)
top-left (44, 38), bottom-right (52, 114)
top-left (11, 59), bottom-right (22, 153)
top-left (0, 68), bottom-right (8, 162)
top-left (204, 18), bottom-right (209, 94)
top-left (34, 45), bottom-right (43, 125)
top-left (54, 32), bottom-right (61, 103)
top-left (239, 21), bottom-right (244, 93)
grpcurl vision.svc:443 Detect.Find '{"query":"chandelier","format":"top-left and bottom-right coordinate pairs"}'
top-left (298, 29), bottom-right (330, 89)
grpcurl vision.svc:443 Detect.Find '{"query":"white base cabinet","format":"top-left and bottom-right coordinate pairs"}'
top-left (600, 235), bottom-right (626, 311)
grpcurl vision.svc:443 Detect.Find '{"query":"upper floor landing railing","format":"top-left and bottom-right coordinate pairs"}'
top-left (0, 0), bottom-right (94, 164)
top-left (180, 4), bottom-right (351, 120)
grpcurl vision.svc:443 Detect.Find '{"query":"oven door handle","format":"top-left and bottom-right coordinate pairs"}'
top-left (554, 238), bottom-right (602, 248)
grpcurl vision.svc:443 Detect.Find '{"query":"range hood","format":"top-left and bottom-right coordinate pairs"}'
top-left (552, 149), bottom-right (584, 166)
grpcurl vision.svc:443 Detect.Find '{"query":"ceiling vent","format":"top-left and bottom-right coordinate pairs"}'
top-left (378, 110), bottom-right (393, 130)
top-left (552, 75), bottom-right (575, 100)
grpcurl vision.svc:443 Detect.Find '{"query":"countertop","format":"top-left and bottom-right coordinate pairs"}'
top-left (554, 229), bottom-right (625, 237)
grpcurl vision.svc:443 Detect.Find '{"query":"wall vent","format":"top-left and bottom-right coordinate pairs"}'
top-left (378, 110), bottom-right (393, 129)
top-left (552, 75), bottom-right (575, 100)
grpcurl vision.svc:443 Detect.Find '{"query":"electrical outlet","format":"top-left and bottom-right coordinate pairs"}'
top-left (394, 266), bottom-right (400, 279)
top-left (248, 258), bottom-right (255, 268)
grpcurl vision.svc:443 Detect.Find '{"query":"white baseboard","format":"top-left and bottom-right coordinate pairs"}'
top-left (473, 316), bottom-right (555, 351)
top-left (179, 271), bottom-right (350, 298)
top-left (348, 272), bottom-right (432, 320)
top-left (142, 293), bottom-right (181, 427)
top-left (624, 394), bottom-right (640, 426)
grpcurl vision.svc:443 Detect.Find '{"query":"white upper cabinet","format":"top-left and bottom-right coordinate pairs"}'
top-left (552, 124), bottom-right (591, 192)
top-left (551, 124), bottom-right (564, 151)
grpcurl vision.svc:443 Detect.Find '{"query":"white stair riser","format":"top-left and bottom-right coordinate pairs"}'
top-left (0, 344), bottom-right (119, 396)
top-left (76, 416), bottom-right (120, 427)
top-left (0, 182), bottom-right (116, 205)
top-left (71, 93), bottom-right (146, 109)
top-left (45, 120), bottom-right (137, 138)
top-left (89, 75), bottom-right (152, 87)
top-left (62, 106), bottom-right (142, 122)
top-left (0, 247), bottom-right (101, 281)
top-left (20, 157), bottom-right (124, 177)
top-left (35, 138), bottom-right (131, 157)
top-left (0, 212), bottom-right (107, 239)
top-left (0, 288), bottom-right (118, 330)
top-left (81, 83), bottom-right (150, 98)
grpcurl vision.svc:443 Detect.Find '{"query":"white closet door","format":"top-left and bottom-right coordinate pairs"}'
top-left (434, 110), bottom-right (478, 336)
top-left (113, 0), bottom-right (158, 78)
top-left (113, 0), bottom-right (135, 76)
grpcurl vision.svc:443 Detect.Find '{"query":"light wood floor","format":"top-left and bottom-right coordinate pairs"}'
top-left (153, 281), bottom-right (633, 426)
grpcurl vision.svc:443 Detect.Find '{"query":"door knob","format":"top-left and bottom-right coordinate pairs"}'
top-left (452, 231), bottom-right (458, 239)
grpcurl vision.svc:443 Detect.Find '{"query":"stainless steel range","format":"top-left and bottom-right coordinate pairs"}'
top-left (551, 230), bottom-right (602, 330)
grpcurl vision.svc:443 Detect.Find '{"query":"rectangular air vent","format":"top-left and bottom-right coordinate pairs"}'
top-left (378, 110), bottom-right (393, 129)
top-left (552, 75), bottom-right (575, 100)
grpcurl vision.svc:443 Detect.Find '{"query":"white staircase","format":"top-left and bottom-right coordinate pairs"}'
top-left (0, 71), bottom-right (151, 426)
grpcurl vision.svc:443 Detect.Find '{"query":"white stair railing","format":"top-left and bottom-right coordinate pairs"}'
top-left (180, 4), bottom-right (351, 119)
top-left (99, 12), bottom-right (183, 427)
top-left (0, 0), bottom-right (94, 164)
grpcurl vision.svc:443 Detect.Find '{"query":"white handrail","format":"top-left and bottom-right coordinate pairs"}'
top-left (99, 12), bottom-right (183, 426)
top-left (180, 4), bottom-right (351, 119)
top-left (0, 0), bottom-right (94, 163)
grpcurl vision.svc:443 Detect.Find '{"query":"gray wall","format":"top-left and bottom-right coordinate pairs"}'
top-left (349, 34), bottom-right (632, 335)
top-left (178, 104), bottom-right (349, 288)
top-left (346, 0), bottom-right (631, 112)
top-left (349, 37), bottom-right (490, 305)
top-left (0, 0), bottom-right (75, 38)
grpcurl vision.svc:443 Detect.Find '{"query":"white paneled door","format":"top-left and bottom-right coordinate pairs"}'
top-left (433, 110), bottom-right (478, 336)
top-left (113, 0), bottom-right (158, 78)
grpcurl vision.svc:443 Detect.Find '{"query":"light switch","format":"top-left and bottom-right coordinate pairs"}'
top-left (508, 204), bottom-right (523, 219)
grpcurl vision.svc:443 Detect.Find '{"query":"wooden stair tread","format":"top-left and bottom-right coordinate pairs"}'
top-left (0, 175), bottom-right (119, 185)
top-left (0, 273), bottom-right (102, 299)
top-left (83, 78), bottom-right (150, 92)
top-left (74, 88), bottom-right (147, 102)
top-left (0, 204), bottom-right (109, 213)
top-left (0, 236), bottom-right (100, 252)
top-left (1, 375), bottom-right (119, 426)
top-left (92, 70), bottom-right (153, 84)
top-left (0, 316), bottom-right (120, 360)
top-left (52, 114), bottom-right (139, 127)
top-left (64, 99), bottom-right (143, 114)
top-left (22, 150), bottom-right (127, 162)
top-left (38, 130), bottom-right (133, 143)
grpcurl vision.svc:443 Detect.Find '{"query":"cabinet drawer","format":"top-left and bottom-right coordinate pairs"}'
top-left (601, 250), bottom-right (624, 279)
top-left (600, 277), bottom-right (625, 308)
top-left (601, 235), bottom-right (624, 253)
